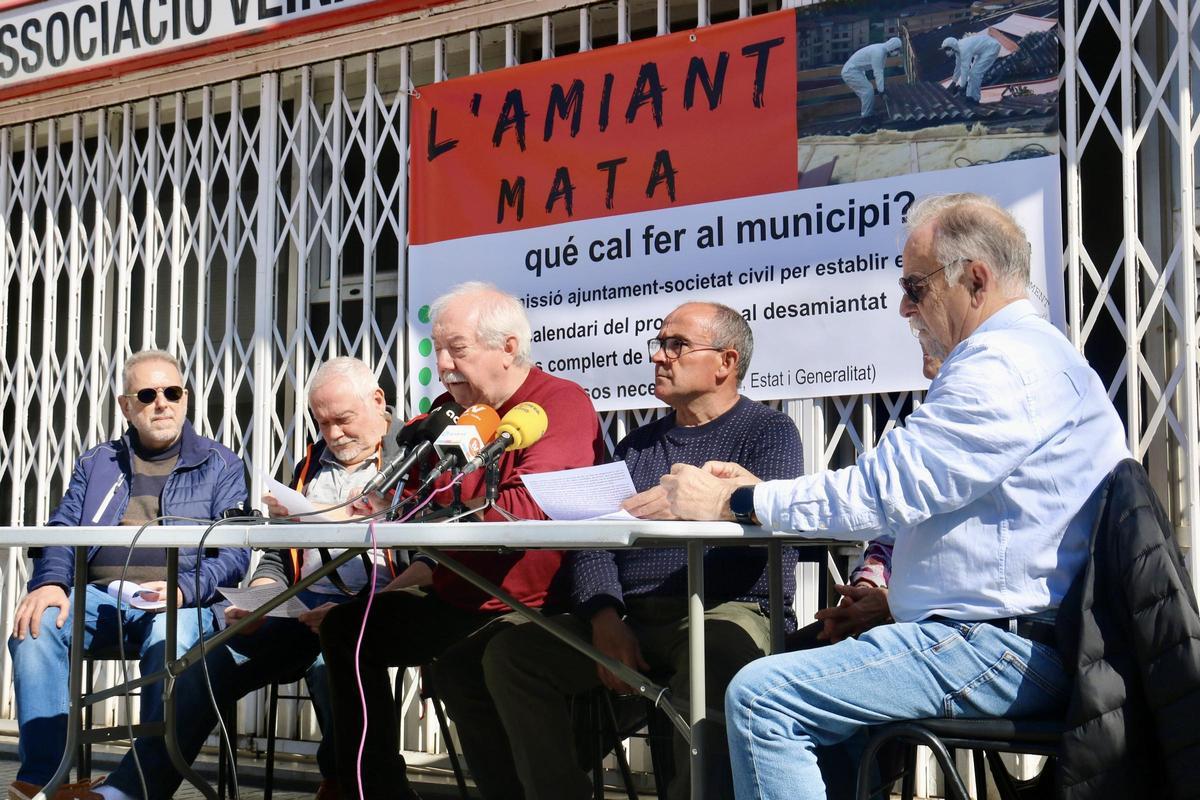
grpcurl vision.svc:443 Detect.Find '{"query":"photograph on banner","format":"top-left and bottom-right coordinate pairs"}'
top-left (406, 5), bottom-right (1063, 413)
top-left (796, 0), bottom-right (1058, 185)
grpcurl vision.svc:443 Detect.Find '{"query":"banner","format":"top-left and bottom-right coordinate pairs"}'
top-left (408, 3), bottom-right (1063, 413)
top-left (0, 0), bottom-right (452, 98)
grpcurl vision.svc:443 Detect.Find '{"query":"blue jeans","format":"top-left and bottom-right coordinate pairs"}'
top-left (7, 584), bottom-right (216, 787)
top-left (725, 619), bottom-right (1070, 800)
top-left (104, 589), bottom-right (346, 799)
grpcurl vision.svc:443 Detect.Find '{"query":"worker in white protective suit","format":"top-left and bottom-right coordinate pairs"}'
top-left (941, 34), bottom-right (1002, 103)
top-left (841, 37), bottom-right (902, 120)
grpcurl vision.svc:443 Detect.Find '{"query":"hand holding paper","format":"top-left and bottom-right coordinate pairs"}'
top-left (107, 580), bottom-right (168, 611)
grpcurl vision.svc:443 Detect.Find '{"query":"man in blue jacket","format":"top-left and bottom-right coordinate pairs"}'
top-left (7, 349), bottom-right (248, 800)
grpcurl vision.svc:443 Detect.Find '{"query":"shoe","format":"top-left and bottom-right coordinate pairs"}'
top-left (315, 780), bottom-right (342, 800)
top-left (8, 778), bottom-right (104, 800)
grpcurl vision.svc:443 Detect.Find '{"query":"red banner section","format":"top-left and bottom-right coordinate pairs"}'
top-left (409, 11), bottom-right (798, 245)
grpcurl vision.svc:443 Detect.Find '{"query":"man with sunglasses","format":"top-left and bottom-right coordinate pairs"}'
top-left (481, 301), bottom-right (807, 800)
top-left (8, 349), bottom-right (248, 800)
top-left (651, 194), bottom-right (1129, 800)
top-left (92, 356), bottom-right (420, 800)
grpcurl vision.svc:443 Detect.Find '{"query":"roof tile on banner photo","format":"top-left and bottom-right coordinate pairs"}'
top-left (408, 10), bottom-right (798, 245)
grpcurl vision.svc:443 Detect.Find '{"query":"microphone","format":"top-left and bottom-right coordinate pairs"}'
top-left (460, 401), bottom-right (548, 475)
top-left (426, 404), bottom-right (501, 481)
top-left (365, 403), bottom-right (462, 495)
top-left (381, 412), bottom-right (428, 466)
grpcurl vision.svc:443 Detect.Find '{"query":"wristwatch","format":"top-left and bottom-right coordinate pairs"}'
top-left (729, 486), bottom-right (759, 526)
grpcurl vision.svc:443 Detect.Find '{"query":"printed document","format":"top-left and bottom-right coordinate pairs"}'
top-left (256, 469), bottom-right (334, 522)
top-left (520, 462), bottom-right (638, 520)
top-left (219, 584), bottom-right (313, 619)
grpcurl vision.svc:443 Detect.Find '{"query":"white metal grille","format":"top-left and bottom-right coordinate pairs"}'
top-left (0, 0), bottom-right (1196, 795)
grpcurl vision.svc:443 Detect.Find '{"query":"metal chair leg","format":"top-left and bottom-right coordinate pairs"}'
top-left (599, 692), bottom-right (639, 800)
top-left (856, 724), bottom-right (971, 800)
top-left (901, 744), bottom-right (917, 800)
top-left (423, 671), bottom-right (469, 800)
top-left (79, 658), bottom-right (95, 782)
top-left (973, 749), bottom-right (988, 800)
top-left (217, 698), bottom-right (237, 800)
top-left (591, 697), bottom-right (604, 800)
top-left (264, 682), bottom-right (279, 800)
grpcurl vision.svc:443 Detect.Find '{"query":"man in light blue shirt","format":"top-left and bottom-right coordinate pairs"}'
top-left (649, 193), bottom-right (1130, 799)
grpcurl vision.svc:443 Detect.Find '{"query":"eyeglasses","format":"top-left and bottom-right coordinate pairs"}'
top-left (647, 336), bottom-right (726, 360)
top-left (898, 257), bottom-right (969, 305)
top-left (124, 386), bottom-right (186, 404)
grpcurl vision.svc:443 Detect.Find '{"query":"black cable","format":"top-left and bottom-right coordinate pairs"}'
top-left (114, 513), bottom-right (215, 800)
top-left (108, 476), bottom-right (460, 800)
top-left (193, 513), bottom-right (267, 800)
top-left (188, 496), bottom-right (416, 799)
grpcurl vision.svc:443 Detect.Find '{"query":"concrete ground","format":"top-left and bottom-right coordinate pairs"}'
top-left (0, 739), bottom-right (483, 799)
top-left (0, 735), bottom-right (652, 799)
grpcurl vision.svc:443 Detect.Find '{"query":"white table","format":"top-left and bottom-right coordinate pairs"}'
top-left (0, 520), bottom-right (832, 800)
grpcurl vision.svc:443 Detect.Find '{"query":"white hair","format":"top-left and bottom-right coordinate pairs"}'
top-left (429, 281), bottom-right (533, 365)
top-left (123, 349), bottom-right (182, 392)
top-left (309, 357), bottom-right (381, 402)
top-left (906, 193), bottom-right (1031, 294)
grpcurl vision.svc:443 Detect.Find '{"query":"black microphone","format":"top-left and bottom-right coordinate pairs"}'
top-left (366, 403), bottom-right (462, 496)
top-left (380, 411), bottom-right (425, 466)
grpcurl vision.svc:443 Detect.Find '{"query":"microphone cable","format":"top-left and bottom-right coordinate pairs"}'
top-left (109, 476), bottom-right (461, 800)
top-left (189, 496), bottom-right (411, 800)
top-left (352, 474), bottom-right (464, 800)
top-left (113, 512), bottom-right (222, 800)
top-left (191, 484), bottom-right (444, 800)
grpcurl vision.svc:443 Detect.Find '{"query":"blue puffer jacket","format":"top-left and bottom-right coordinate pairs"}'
top-left (31, 419), bottom-right (250, 607)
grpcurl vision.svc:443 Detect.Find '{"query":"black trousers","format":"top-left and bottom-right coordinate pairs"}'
top-left (319, 588), bottom-right (524, 800)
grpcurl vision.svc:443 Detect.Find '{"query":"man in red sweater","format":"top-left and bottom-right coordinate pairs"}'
top-left (318, 281), bottom-right (604, 800)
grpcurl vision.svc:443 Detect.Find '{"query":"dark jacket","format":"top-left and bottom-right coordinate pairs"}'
top-left (32, 420), bottom-right (250, 606)
top-left (252, 419), bottom-right (410, 589)
top-left (1055, 459), bottom-right (1200, 799)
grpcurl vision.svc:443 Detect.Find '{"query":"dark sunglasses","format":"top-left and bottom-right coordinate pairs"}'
top-left (898, 257), bottom-right (968, 304)
top-left (124, 385), bottom-right (186, 404)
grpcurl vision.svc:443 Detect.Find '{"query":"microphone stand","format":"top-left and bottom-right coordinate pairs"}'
top-left (485, 460), bottom-right (500, 505)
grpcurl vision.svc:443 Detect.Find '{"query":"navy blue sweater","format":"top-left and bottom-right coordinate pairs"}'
top-left (570, 396), bottom-right (804, 625)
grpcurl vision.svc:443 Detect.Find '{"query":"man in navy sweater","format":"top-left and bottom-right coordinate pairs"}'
top-left (481, 302), bottom-right (804, 800)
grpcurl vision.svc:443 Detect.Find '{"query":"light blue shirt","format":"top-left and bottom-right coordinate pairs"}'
top-left (754, 300), bottom-right (1129, 622)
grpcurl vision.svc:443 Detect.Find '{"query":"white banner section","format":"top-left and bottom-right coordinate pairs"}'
top-left (0, 0), bottom-right (381, 86)
top-left (407, 157), bottom-right (1063, 413)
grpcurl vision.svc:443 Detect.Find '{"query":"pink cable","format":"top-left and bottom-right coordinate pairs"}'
top-left (353, 476), bottom-right (464, 800)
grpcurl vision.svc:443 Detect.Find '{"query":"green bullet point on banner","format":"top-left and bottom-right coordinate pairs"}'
top-left (418, 305), bottom-right (431, 324)
top-left (419, 397), bottom-right (432, 413)
top-left (418, 338), bottom-right (432, 357)
top-left (419, 367), bottom-right (432, 385)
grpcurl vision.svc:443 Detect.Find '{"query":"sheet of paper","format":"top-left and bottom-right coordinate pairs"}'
top-left (106, 580), bottom-right (166, 610)
top-left (520, 462), bottom-right (639, 521)
top-left (219, 584), bottom-right (313, 619)
top-left (256, 470), bottom-right (334, 522)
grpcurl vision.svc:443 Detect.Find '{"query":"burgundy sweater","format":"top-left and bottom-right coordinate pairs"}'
top-left (429, 367), bottom-right (604, 612)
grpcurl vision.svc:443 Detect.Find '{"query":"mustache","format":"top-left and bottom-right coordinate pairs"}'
top-left (442, 371), bottom-right (466, 384)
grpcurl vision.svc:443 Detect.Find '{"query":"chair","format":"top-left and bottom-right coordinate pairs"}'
top-left (260, 665), bottom-right (469, 799)
top-left (419, 665), bottom-right (471, 800)
top-left (855, 718), bottom-right (1062, 800)
top-left (572, 688), bottom-right (675, 800)
top-left (77, 647), bottom-right (237, 798)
